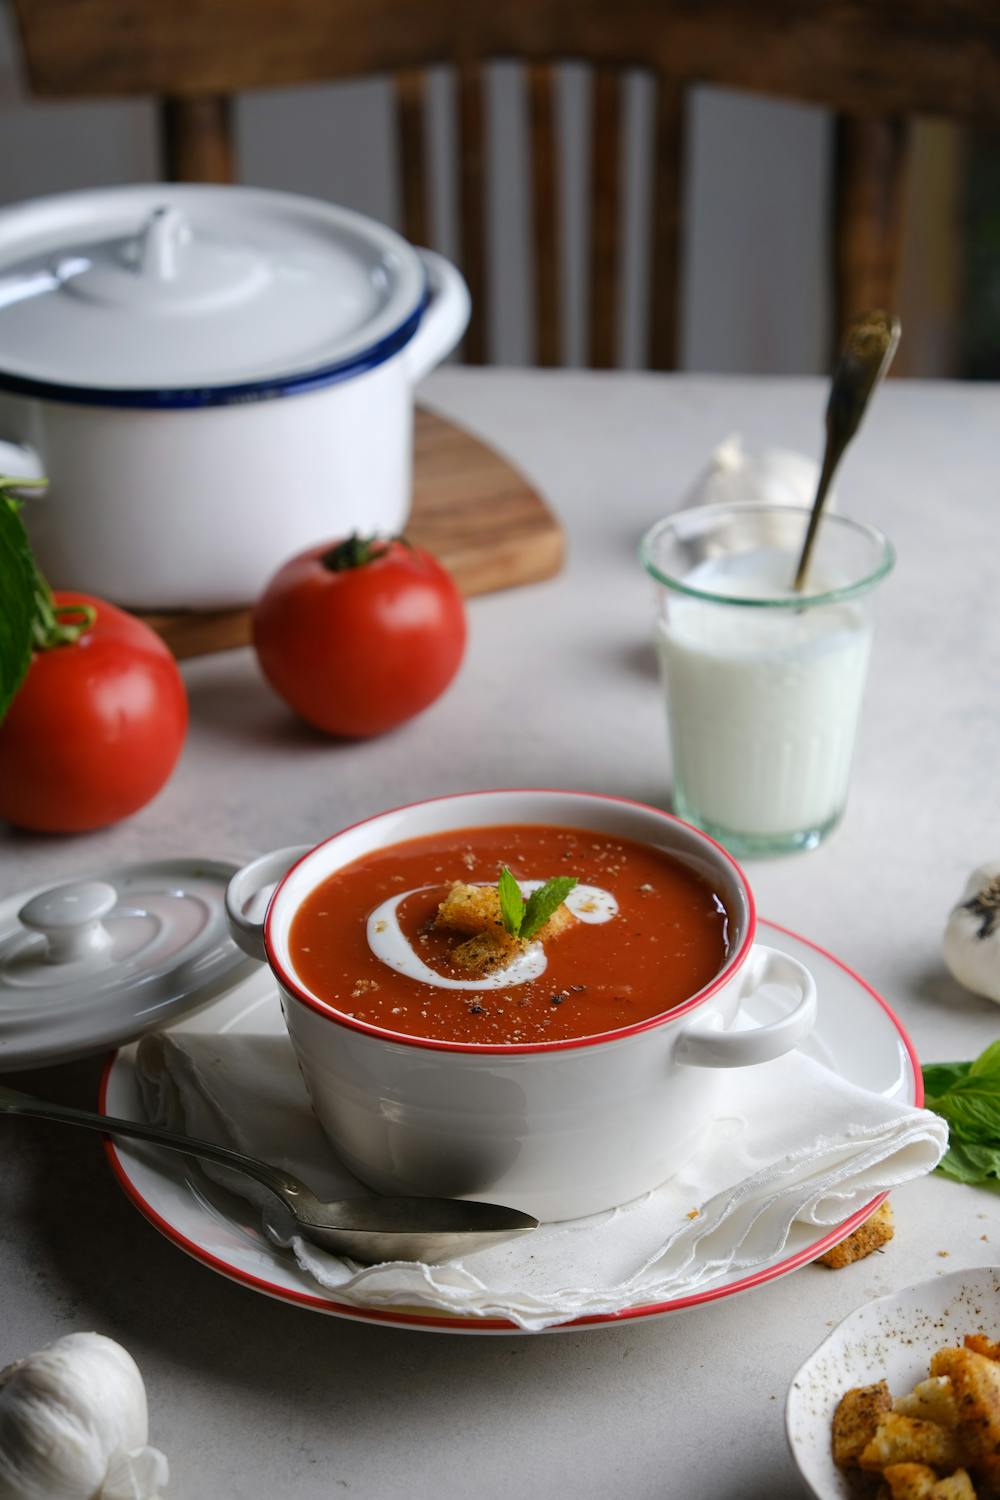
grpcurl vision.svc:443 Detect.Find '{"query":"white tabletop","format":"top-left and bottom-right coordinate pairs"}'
top-left (1, 369), bottom-right (997, 1499)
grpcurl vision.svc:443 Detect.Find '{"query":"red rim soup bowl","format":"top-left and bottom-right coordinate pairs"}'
top-left (226, 789), bottom-right (816, 1222)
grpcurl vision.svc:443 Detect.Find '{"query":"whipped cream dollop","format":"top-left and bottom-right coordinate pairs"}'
top-left (366, 880), bottom-right (618, 991)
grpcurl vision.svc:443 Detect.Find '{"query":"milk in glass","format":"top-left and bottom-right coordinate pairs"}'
top-left (656, 548), bottom-right (872, 841)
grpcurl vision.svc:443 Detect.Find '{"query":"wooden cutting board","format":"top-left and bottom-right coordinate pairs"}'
top-left (140, 407), bottom-right (564, 660)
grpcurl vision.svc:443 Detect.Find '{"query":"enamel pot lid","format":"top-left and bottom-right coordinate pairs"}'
top-left (0, 184), bottom-right (428, 408)
top-left (0, 857), bottom-right (273, 1070)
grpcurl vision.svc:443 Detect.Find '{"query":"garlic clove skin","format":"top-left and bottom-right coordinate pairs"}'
top-left (679, 432), bottom-right (836, 513)
top-left (942, 862), bottom-right (1000, 1003)
top-left (102, 1445), bottom-right (171, 1500)
top-left (0, 1332), bottom-right (168, 1500)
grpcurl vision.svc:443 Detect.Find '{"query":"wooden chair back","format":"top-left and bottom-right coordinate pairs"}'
top-left (11, 0), bottom-right (1000, 368)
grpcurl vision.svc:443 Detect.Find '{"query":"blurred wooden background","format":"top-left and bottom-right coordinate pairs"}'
top-left (3, 0), bottom-right (996, 377)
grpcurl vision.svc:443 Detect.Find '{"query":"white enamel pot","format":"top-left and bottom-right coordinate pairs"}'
top-left (0, 184), bottom-right (470, 609)
top-left (225, 790), bottom-right (818, 1222)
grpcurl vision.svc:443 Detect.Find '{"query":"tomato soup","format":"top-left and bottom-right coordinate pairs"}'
top-left (289, 824), bottom-right (731, 1045)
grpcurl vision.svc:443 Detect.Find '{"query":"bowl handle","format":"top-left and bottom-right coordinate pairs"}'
top-left (674, 945), bottom-right (817, 1068)
top-left (404, 250), bottom-right (471, 384)
top-left (225, 846), bottom-right (311, 962)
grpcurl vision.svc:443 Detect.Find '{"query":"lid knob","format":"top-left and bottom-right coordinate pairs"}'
top-left (19, 881), bottom-right (117, 965)
top-left (139, 205), bottom-right (190, 282)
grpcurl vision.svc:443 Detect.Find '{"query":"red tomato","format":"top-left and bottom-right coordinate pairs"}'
top-left (0, 592), bottom-right (188, 833)
top-left (253, 537), bottom-right (467, 737)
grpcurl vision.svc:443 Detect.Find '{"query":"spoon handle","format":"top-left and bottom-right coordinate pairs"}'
top-left (0, 1084), bottom-right (316, 1213)
top-left (793, 310), bottom-right (900, 593)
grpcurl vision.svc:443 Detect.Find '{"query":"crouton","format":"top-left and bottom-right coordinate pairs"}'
top-left (882, 1465), bottom-right (943, 1500)
top-left (883, 1465), bottom-right (976, 1500)
top-left (895, 1377), bottom-right (959, 1429)
top-left (833, 1381), bottom-right (893, 1466)
top-left (929, 1347), bottom-right (1000, 1492)
top-left (859, 1413), bottom-right (963, 1474)
top-left (531, 900), bottom-right (574, 941)
top-left (818, 1202), bottom-right (894, 1268)
top-left (437, 884), bottom-right (515, 973)
top-left (928, 1473), bottom-right (977, 1500)
top-left (965, 1335), bottom-right (1000, 1363)
top-left (451, 928), bottom-right (522, 973)
top-left (436, 883), bottom-right (508, 937)
top-left (438, 881), bottom-right (575, 940)
top-left (436, 881), bottom-right (576, 973)
top-left (833, 1330), bottom-right (1000, 1499)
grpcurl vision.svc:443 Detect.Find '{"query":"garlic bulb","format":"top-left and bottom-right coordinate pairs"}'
top-left (942, 863), bottom-right (1000, 1003)
top-left (0, 1332), bottom-right (168, 1500)
top-left (679, 433), bottom-right (835, 512)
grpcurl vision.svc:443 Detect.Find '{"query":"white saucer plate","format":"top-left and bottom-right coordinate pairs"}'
top-left (786, 1266), bottom-right (1000, 1499)
top-left (102, 919), bottom-right (921, 1335)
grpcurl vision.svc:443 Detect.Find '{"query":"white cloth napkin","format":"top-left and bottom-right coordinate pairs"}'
top-left (134, 1029), bottom-right (946, 1332)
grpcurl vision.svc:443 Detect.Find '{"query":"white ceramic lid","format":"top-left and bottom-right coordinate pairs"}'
top-left (0, 857), bottom-right (270, 1070)
top-left (0, 184), bottom-right (427, 405)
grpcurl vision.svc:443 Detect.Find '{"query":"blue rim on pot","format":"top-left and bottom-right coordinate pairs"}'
top-left (0, 182), bottom-right (449, 409)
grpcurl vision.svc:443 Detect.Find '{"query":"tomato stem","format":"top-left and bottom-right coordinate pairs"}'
top-left (32, 591), bottom-right (96, 650)
top-left (1, 480), bottom-right (95, 651)
top-left (322, 534), bottom-right (398, 572)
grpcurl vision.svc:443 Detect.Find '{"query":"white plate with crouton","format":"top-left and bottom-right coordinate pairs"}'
top-left (786, 1266), bottom-right (1000, 1498)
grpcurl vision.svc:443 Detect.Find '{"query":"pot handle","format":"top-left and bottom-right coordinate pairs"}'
top-left (404, 250), bottom-right (471, 384)
top-left (225, 846), bottom-right (312, 962)
top-left (0, 439), bottom-right (45, 483)
top-left (674, 945), bottom-right (817, 1068)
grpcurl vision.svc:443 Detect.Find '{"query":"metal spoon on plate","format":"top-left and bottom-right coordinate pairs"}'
top-left (0, 1085), bottom-right (537, 1263)
top-left (792, 310), bottom-right (901, 593)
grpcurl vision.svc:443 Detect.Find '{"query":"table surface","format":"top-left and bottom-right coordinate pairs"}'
top-left (2, 369), bottom-right (997, 1500)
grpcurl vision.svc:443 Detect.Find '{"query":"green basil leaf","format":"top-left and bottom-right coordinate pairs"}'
top-left (922, 1060), bottom-right (971, 1102)
top-left (926, 1068), bottom-right (1000, 1144)
top-left (935, 1139), bottom-right (1000, 1186)
top-left (0, 494), bottom-right (36, 723)
top-left (923, 1041), bottom-right (1000, 1184)
top-left (497, 866), bottom-right (524, 937)
top-left (933, 1095), bottom-right (1000, 1145)
top-left (520, 876), bottom-right (578, 942)
top-left (969, 1039), bottom-right (1000, 1080)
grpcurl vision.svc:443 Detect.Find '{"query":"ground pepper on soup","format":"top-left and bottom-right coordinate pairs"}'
top-left (288, 824), bottom-right (732, 1045)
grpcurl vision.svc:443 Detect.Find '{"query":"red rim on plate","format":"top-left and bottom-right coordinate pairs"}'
top-left (100, 919), bottom-right (923, 1334)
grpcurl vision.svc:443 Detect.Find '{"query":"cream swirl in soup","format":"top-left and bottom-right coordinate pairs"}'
top-left (366, 880), bottom-right (618, 990)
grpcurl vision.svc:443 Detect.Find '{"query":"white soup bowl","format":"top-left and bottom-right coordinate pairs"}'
top-left (225, 790), bottom-right (817, 1221)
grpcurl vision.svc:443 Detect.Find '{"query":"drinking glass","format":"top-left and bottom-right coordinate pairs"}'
top-left (639, 503), bottom-right (894, 857)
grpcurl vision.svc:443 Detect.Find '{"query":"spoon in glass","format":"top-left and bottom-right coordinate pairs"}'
top-left (0, 1085), bottom-right (538, 1263)
top-left (792, 309), bottom-right (901, 592)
